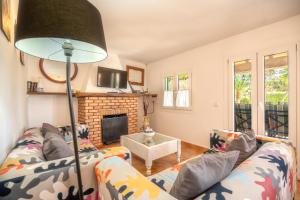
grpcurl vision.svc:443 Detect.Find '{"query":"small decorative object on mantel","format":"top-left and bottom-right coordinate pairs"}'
top-left (27, 81), bottom-right (38, 92)
top-left (129, 81), bottom-right (140, 93)
top-left (143, 127), bottom-right (156, 146)
top-left (19, 52), bottom-right (25, 66)
top-left (36, 77), bottom-right (44, 92)
top-left (26, 81), bottom-right (31, 92)
top-left (127, 65), bottom-right (145, 86)
top-left (0, 0), bottom-right (11, 42)
top-left (143, 95), bottom-right (155, 130)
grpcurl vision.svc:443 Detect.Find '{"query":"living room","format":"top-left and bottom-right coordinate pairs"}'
top-left (1, 0), bottom-right (300, 199)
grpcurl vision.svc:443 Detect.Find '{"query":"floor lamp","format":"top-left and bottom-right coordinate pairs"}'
top-left (14, 0), bottom-right (108, 199)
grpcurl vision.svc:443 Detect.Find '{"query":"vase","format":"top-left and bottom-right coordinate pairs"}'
top-left (143, 116), bottom-right (150, 130)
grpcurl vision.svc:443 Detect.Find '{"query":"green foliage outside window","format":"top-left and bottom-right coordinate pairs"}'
top-left (178, 73), bottom-right (189, 90)
top-left (265, 67), bottom-right (288, 104)
top-left (234, 72), bottom-right (251, 104)
top-left (234, 67), bottom-right (288, 105)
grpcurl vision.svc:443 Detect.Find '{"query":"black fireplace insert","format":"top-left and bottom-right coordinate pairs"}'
top-left (102, 114), bottom-right (128, 144)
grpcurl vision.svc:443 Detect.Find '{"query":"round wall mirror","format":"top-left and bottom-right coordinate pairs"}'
top-left (39, 59), bottom-right (78, 83)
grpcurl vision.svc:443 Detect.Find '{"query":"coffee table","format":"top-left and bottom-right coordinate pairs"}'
top-left (121, 132), bottom-right (181, 176)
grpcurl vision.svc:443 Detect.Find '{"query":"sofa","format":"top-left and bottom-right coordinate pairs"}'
top-left (0, 127), bottom-right (131, 200)
top-left (95, 130), bottom-right (296, 200)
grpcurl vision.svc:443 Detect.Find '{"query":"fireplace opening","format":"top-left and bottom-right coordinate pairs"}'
top-left (102, 114), bottom-right (128, 144)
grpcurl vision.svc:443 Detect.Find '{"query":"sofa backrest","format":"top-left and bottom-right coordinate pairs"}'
top-left (198, 141), bottom-right (296, 200)
top-left (210, 129), bottom-right (292, 152)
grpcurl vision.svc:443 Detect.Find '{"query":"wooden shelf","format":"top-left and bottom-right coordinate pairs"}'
top-left (27, 92), bottom-right (157, 98)
top-left (76, 92), bottom-right (157, 98)
top-left (27, 92), bottom-right (70, 96)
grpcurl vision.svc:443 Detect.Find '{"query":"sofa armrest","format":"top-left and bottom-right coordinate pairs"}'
top-left (0, 151), bottom-right (103, 199)
top-left (95, 156), bottom-right (176, 200)
top-left (0, 146), bottom-right (131, 181)
top-left (0, 146), bottom-right (131, 199)
top-left (98, 146), bottom-right (132, 164)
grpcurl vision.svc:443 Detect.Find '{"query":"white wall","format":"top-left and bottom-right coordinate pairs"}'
top-left (26, 51), bottom-right (147, 129)
top-left (0, 0), bottom-right (27, 162)
top-left (147, 14), bottom-right (300, 148)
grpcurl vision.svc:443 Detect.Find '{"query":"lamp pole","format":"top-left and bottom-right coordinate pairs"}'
top-left (63, 41), bottom-right (84, 200)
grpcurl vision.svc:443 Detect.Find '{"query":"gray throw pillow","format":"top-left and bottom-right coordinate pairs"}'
top-left (169, 151), bottom-right (239, 200)
top-left (226, 129), bottom-right (257, 168)
top-left (41, 123), bottom-right (60, 137)
top-left (43, 132), bottom-right (74, 161)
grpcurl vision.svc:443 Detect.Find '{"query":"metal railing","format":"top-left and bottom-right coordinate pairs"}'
top-left (234, 103), bottom-right (288, 139)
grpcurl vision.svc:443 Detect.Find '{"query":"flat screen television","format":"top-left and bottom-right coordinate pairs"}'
top-left (97, 67), bottom-right (128, 89)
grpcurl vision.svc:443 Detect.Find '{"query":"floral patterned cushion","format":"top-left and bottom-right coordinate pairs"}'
top-left (59, 124), bottom-right (89, 143)
top-left (210, 129), bottom-right (241, 151)
top-left (210, 129), bottom-right (287, 152)
top-left (0, 128), bottom-right (45, 170)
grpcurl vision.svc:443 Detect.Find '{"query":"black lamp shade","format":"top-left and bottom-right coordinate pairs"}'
top-left (15, 0), bottom-right (107, 63)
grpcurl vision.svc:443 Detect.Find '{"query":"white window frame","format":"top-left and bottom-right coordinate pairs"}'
top-left (257, 45), bottom-right (297, 145)
top-left (228, 44), bottom-right (297, 146)
top-left (228, 54), bottom-right (258, 134)
top-left (296, 42), bottom-right (300, 179)
top-left (162, 75), bottom-right (176, 108)
top-left (162, 73), bottom-right (192, 110)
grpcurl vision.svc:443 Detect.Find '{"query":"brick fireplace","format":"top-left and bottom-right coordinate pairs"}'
top-left (78, 95), bottom-right (139, 147)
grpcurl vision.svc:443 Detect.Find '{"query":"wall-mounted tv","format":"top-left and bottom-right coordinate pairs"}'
top-left (97, 67), bottom-right (128, 89)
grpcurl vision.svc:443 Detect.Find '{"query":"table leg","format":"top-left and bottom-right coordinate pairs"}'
top-left (145, 159), bottom-right (152, 176)
top-left (177, 140), bottom-right (181, 163)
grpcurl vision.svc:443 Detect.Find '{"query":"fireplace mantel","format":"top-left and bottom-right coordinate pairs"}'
top-left (76, 92), bottom-right (157, 98)
top-left (27, 91), bottom-right (157, 98)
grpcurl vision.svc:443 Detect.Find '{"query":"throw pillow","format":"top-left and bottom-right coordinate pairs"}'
top-left (169, 151), bottom-right (240, 200)
top-left (59, 124), bottom-right (89, 143)
top-left (225, 129), bottom-right (257, 168)
top-left (210, 129), bottom-right (240, 151)
top-left (43, 132), bottom-right (74, 161)
top-left (41, 123), bottom-right (60, 137)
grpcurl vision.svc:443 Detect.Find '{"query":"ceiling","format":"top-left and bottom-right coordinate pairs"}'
top-left (90, 0), bottom-right (300, 64)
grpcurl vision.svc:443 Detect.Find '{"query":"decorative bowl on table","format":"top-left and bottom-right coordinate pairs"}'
top-left (143, 128), bottom-right (156, 146)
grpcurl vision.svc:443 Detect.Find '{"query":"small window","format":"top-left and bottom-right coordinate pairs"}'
top-left (163, 76), bottom-right (176, 107)
top-left (163, 73), bottom-right (191, 109)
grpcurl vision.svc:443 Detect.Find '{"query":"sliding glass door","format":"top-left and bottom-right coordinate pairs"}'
top-left (257, 46), bottom-right (297, 143)
top-left (229, 45), bottom-right (296, 143)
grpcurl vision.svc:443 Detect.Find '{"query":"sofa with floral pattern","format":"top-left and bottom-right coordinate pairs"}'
top-left (95, 130), bottom-right (296, 200)
top-left (0, 127), bottom-right (131, 200)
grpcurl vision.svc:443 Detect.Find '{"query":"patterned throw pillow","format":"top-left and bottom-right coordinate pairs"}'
top-left (225, 129), bottom-right (257, 168)
top-left (58, 124), bottom-right (89, 143)
top-left (210, 129), bottom-right (241, 152)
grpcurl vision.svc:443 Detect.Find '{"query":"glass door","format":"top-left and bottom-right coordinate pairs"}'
top-left (257, 46), bottom-right (297, 143)
top-left (228, 55), bottom-right (257, 133)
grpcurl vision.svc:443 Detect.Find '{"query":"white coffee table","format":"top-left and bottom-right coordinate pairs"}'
top-left (121, 132), bottom-right (181, 176)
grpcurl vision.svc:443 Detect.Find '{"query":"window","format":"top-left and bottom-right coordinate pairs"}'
top-left (234, 59), bottom-right (253, 132)
top-left (264, 52), bottom-right (289, 138)
top-left (163, 73), bottom-right (191, 109)
top-left (228, 45), bottom-right (296, 143)
top-left (163, 76), bottom-right (176, 107)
